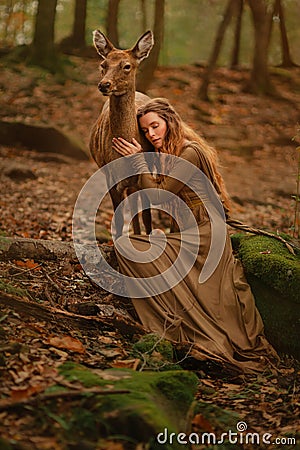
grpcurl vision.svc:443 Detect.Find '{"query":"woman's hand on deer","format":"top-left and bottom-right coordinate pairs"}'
top-left (112, 137), bottom-right (142, 156)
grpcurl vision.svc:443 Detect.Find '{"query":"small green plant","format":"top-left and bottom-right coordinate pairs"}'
top-left (131, 333), bottom-right (182, 371)
top-left (0, 279), bottom-right (28, 298)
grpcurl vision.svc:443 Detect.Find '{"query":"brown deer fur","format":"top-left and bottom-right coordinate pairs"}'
top-left (89, 30), bottom-right (154, 237)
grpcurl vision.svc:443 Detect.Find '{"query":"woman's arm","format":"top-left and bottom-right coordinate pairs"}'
top-left (112, 138), bottom-right (199, 203)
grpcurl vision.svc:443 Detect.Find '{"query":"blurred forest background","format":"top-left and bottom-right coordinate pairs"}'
top-left (1, 0), bottom-right (300, 66)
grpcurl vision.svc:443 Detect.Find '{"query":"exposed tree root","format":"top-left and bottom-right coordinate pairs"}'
top-left (0, 292), bottom-right (146, 338)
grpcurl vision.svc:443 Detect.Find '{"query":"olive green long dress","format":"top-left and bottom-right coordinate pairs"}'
top-left (115, 142), bottom-right (278, 373)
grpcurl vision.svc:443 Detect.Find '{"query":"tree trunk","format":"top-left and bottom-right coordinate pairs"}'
top-left (30, 0), bottom-right (58, 71)
top-left (58, 0), bottom-right (87, 54)
top-left (71, 0), bottom-right (87, 48)
top-left (246, 0), bottom-right (274, 95)
top-left (230, 0), bottom-right (244, 69)
top-left (140, 0), bottom-right (147, 33)
top-left (106, 0), bottom-right (120, 47)
top-left (3, 0), bottom-right (13, 44)
top-left (199, 0), bottom-right (235, 101)
top-left (274, 0), bottom-right (297, 67)
top-left (137, 0), bottom-right (165, 93)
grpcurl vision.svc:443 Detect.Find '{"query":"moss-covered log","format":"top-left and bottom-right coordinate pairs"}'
top-left (52, 362), bottom-right (199, 449)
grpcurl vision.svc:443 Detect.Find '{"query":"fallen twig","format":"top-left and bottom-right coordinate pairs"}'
top-left (44, 271), bottom-right (64, 295)
top-left (0, 387), bottom-right (130, 412)
top-left (227, 217), bottom-right (299, 254)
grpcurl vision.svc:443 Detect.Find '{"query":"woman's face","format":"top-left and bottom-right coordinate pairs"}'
top-left (139, 112), bottom-right (167, 150)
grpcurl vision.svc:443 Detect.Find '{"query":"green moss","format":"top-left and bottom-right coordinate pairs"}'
top-left (132, 333), bottom-right (174, 360)
top-left (131, 333), bottom-right (182, 371)
top-left (58, 361), bottom-right (108, 387)
top-left (155, 371), bottom-right (198, 408)
top-left (247, 275), bottom-right (300, 357)
top-left (230, 233), bottom-right (245, 252)
top-left (230, 234), bottom-right (300, 357)
top-left (56, 362), bottom-right (199, 448)
top-left (233, 234), bottom-right (300, 303)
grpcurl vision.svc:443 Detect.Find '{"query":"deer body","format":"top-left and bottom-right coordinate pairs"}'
top-left (90, 91), bottom-right (150, 168)
top-left (89, 30), bottom-right (154, 237)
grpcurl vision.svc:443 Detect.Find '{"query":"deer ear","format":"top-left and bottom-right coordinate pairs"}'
top-left (93, 30), bottom-right (114, 58)
top-left (131, 30), bottom-right (154, 63)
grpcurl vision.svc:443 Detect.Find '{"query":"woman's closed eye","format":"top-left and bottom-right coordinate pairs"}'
top-left (142, 123), bottom-right (159, 134)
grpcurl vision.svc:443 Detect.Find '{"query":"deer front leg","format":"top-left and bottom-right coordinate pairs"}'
top-left (126, 186), bottom-right (141, 235)
top-left (127, 192), bottom-right (152, 235)
top-left (109, 185), bottom-right (124, 238)
top-left (125, 187), bottom-right (152, 235)
top-left (140, 191), bottom-right (152, 235)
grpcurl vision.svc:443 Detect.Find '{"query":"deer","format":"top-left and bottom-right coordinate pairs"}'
top-left (89, 30), bottom-right (154, 238)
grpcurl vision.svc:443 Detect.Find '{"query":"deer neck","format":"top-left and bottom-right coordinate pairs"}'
top-left (109, 89), bottom-right (138, 141)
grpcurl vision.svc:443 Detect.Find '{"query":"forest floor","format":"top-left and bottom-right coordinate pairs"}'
top-left (0, 55), bottom-right (299, 449)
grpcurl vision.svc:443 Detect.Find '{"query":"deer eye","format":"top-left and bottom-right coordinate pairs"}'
top-left (123, 63), bottom-right (131, 71)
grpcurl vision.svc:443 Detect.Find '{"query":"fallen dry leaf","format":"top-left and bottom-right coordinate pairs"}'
top-left (201, 379), bottom-right (216, 388)
top-left (110, 358), bottom-right (140, 370)
top-left (28, 436), bottom-right (61, 450)
top-left (192, 413), bottom-right (214, 433)
top-left (98, 348), bottom-right (123, 358)
top-left (221, 383), bottom-right (241, 391)
top-left (46, 335), bottom-right (85, 354)
top-left (13, 259), bottom-right (41, 270)
top-left (10, 384), bottom-right (45, 402)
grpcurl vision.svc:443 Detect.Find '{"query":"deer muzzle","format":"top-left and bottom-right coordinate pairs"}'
top-left (98, 81), bottom-right (112, 95)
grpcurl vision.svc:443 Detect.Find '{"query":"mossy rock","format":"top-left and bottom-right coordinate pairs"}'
top-left (232, 234), bottom-right (300, 357)
top-left (232, 234), bottom-right (300, 302)
top-left (53, 361), bottom-right (199, 449)
top-left (131, 333), bottom-right (182, 371)
top-left (132, 333), bottom-right (174, 361)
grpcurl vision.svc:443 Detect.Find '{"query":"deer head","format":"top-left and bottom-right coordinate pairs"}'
top-left (92, 30), bottom-right (154, 97)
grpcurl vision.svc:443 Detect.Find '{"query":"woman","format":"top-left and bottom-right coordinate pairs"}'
top-left (112, 98), bottom-right (278, 373)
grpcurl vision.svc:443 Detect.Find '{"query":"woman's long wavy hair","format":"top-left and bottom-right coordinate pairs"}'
top-left (137, 98), bottom-right (231, 211)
